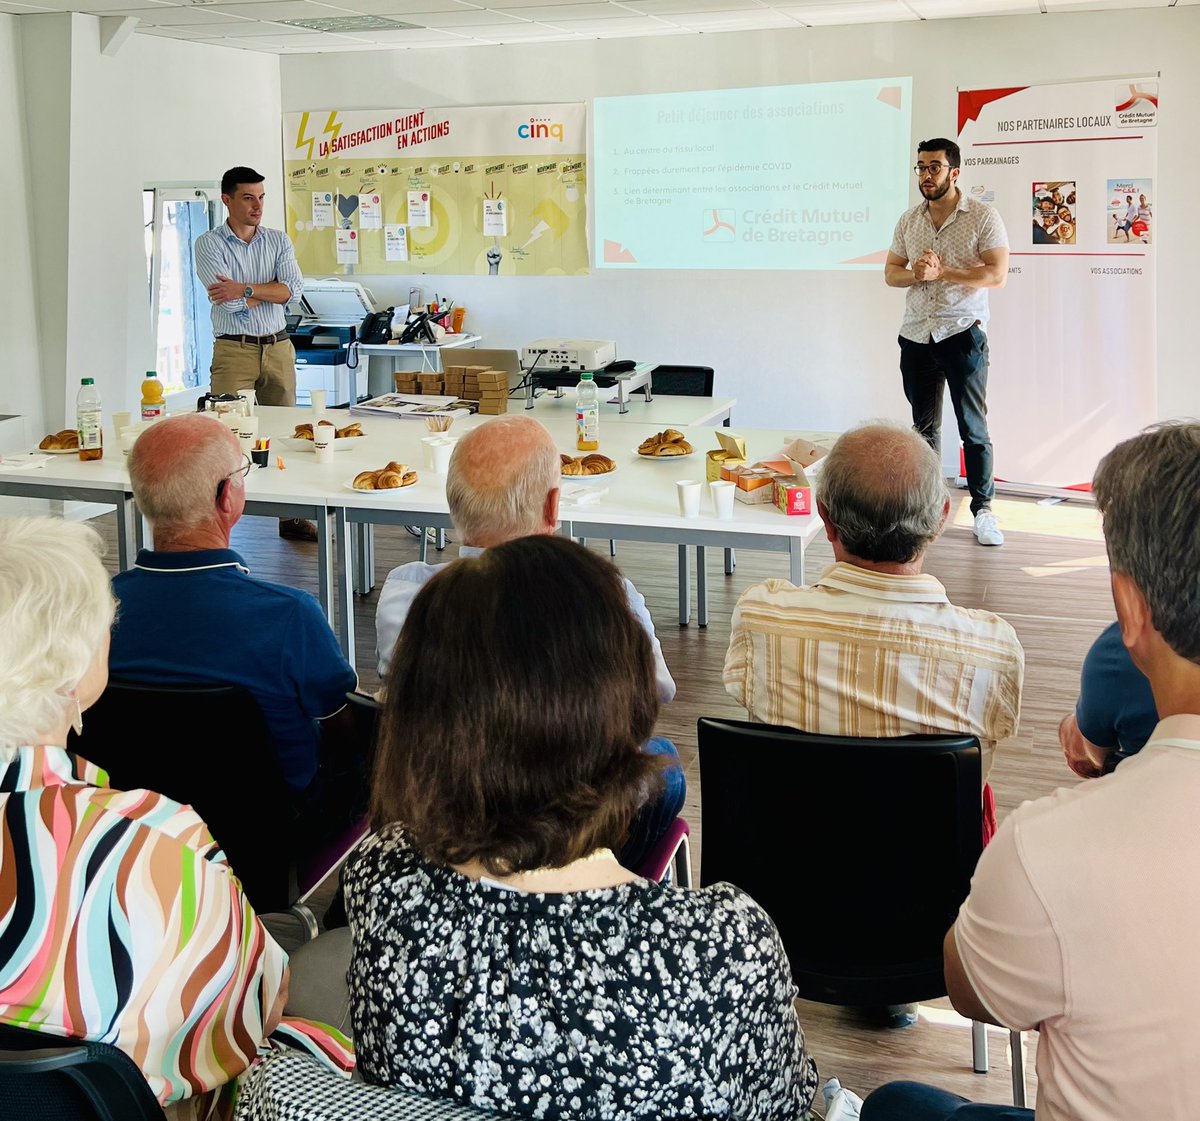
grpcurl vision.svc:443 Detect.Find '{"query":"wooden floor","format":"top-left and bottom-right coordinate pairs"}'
top-left (86, 487), bottom-right (1110, 1111)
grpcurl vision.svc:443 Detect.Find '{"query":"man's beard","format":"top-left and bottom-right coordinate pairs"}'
top-left (921, 178), bottom-right (953, 202)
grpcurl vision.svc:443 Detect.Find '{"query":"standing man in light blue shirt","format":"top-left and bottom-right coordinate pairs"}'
top-left (196, 166), bottom-right (313, 539)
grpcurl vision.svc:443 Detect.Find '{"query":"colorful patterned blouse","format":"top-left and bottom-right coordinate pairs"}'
top-left (0, 745), bottom-right (288, 1106)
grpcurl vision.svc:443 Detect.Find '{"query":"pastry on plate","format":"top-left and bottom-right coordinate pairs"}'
top-left (39, 430), bottom-right (80, 451)
top-left (352, 464), bottom-right (418, 490)
top-left (561, 452), bottom-right (616, 476)
top-left (637, 429), bottom-right (693, 457)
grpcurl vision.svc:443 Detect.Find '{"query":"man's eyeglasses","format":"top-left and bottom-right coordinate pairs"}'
top-left (216, 455), bottom-right (253, 501)
top-left (914, 162), bottom-right (952, 177)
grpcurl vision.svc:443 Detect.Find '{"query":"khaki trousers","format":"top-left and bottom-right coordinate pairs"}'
top-left (210, 337), bottom-right (296, 406)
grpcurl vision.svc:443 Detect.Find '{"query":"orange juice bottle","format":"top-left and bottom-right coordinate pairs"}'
top-left (575, 372), bottom-right (599, 451)
top-left (140, 370), bottom-right (165, 420)
top-left (77, 378), bottom-right (103, 461)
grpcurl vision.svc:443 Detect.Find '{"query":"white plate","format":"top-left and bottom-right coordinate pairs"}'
top-left (282, 435), bottom-right (369, 453)
top-left (342, 476), bottom-right (418, 495)
top-left (35, 445), bottom-right (84, 455)
top-left (633, 445), bottom-right (694, 460)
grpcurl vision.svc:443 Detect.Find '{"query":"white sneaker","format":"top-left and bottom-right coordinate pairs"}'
top-left (974, 510), bottom-right (1004, 546)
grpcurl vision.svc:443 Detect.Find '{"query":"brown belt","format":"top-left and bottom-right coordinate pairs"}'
top-left (217, 331), bottom-right (289, 346)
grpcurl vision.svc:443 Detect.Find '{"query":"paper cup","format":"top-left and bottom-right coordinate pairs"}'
top-left (420, 435), bottom-right (441, 469)
top-left (432, 439), bottom-right (454, 475)
top-left (676, 479), bottom-right (702, 518)
top-left (710, 479), bottom-right (736, 520)
top-left (111, 412), bottom-right (131, 444)
top-left (312, 423), bottom-right (335, 450)
top-left (314, 444), bottom-right (335, 465)
top-left (236, 416), bottom-right (259, 457)
top-left (237, 390), bottom-right (257, 417)
top-left (309, 389), bottom-right (327, 417)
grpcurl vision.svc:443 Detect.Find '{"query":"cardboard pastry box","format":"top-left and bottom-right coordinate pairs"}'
top-left (770, 438), bottom-right (830, 516)
top-left (706, 431), bottom-right (747, 482)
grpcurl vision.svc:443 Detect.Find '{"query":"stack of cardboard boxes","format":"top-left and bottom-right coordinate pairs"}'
top-left (445, 365), bottom-right (510, 415)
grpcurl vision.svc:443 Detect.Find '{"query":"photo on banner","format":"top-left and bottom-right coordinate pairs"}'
top-left (282, 105), bottom-right (587, 277)
top-left (958, 77), bottom-right (1157, 488)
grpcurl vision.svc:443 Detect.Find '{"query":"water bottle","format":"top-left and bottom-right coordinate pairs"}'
top-left (76, 377), bottom-right (103, 461)
top-left (575, 371), bottom-right (599, 451)
top-left (140, 370), bottom-right (165, 421)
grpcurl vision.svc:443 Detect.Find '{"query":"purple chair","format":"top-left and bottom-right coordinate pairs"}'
top-left (632, 817), bottom-right (692, 887)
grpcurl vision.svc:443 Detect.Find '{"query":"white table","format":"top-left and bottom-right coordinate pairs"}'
top-left (351, 334), bottom-right (482, 400)
top-left (0, 405), bottom-right (830, 671)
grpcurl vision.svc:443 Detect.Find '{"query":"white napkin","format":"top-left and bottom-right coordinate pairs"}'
top-left (559, 484), bottom-right (608, 505)
top-left (0, 453), bottom-right (51, 470)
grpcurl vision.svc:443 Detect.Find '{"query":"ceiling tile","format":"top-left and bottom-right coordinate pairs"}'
top-left (310, 0), bottom-right (477, 12)
top-left (0, 0), bottom-right (56, 10)
top-left (106, 4), bottom-right (254, 21)
top-left (330, 20), bottom-right (467, 34)
top-left (459, 19), bottom-right (582, 34)
top-left (201, 0), bottom-right (358, 17)
top-left (514, 1), bottom-right (645, 17)
top-left (771, 0), bottom-right (912, 22)
top-left (906, 0), bottom-right (1038, 14)
top-left (400, 5), bottom-right (526, 20)
top-left (618, 0), bottom-right (765, 13)
top-left (1044, 0), bottom-right (1162, 8)
top-left (673, 7), bottom-right (799, 25)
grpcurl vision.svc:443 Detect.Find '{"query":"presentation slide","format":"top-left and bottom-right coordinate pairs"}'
top-left (594, 78), bottom-right (912, 270)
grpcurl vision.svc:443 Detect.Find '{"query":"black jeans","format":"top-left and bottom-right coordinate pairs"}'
top-left (898, 325), bottom-right (994, 516)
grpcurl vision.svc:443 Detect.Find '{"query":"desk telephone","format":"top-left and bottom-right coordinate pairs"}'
top-left (358, 309), bottom-right (394, 345)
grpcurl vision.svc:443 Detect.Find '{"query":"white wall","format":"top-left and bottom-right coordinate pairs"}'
top-left (280, 8), bottom-right (1200, 435)
top-left (0, 15), bottom-right (45, 449)
top-left (14, 14), bottom-right (282, 434)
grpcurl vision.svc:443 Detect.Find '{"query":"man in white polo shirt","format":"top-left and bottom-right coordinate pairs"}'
top-left (886, 138), bottom-right (1009, 547)
top-left (862, 422), bottom-right (1200, 1121)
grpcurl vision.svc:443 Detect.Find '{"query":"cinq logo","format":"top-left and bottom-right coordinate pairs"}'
top-left (518, 116), bottom-right (564, 142)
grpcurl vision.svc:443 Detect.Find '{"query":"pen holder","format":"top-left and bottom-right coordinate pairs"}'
top-left (251, 448), bottom-right (269, 468)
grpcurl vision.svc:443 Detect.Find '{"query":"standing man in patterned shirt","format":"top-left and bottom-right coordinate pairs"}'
top-left (885, 139), bottom-right (1009, 547)
top-left (196, 166), bottom-right (314, 541)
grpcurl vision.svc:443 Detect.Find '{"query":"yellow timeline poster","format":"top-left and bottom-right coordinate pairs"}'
top-left (282, 104), bottom-right (588, 277)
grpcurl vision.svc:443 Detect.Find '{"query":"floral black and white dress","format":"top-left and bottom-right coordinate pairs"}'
top-left (344, 826), bottom-right (819, 1120)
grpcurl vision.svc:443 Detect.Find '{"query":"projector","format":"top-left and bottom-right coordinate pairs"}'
top-left (522, 338), bottom-right (616, 373)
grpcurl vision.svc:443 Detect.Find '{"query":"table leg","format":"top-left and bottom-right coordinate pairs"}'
top-left (334, 507), bottom-right (357, 667)
top-left (677, 544), bottom-right (691, 627)
top-left (317, 506), bottom-right (335, 628)
top-left (115, 497), bottom-right (137, 570)
top-left (353, 523), bottom-right (375, 594)
top-left (696, 545), bottom-right (708, 628)
top-left (790, 536), bottom-right (805, 586)
top-left (724, 547), bottom-right (735, 575)
top-left (418, 527), bottom-right (429, 564)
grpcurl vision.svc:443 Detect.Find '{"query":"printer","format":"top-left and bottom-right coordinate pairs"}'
top-left (288, 280), bottom-right (378, 405)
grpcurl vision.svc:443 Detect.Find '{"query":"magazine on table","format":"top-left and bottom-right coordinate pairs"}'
top-left (349, 393), bottom-right (478, 420)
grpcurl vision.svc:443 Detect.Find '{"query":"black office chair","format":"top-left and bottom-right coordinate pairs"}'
top-left (697, 717), bottom-right (1026, 1104)
top-left (68, 681), bottom-right (366, 935)
top-left (0, 1022), bottom-right (166, 1120)
top-left (641, 364), bottom-right (714, 398)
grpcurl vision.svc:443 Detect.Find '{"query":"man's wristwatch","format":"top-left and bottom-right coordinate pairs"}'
top-left (244, 285), bottom-right (254, 299)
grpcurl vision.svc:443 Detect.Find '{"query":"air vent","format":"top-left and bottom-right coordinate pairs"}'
top-left (276, 14), bottom-right (419, 31)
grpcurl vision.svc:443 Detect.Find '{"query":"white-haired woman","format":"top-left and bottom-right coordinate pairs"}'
top-left (0, 517), bottom-right (349, 1118)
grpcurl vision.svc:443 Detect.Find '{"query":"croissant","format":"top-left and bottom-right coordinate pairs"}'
top-left (582, 454), bottom-right (616, 475)
top-left (294, 423), bottom-right (315, 440)
top-left (352, 470), bottom-right (378, 490)
top-left (40, 430), bottom-right (80, 451)
top-left (336, 423), bottom-right (364, 438)
top-left (376, 469), bottom-right (404, 489)
top-left (638, 429), bottom-right (692, 457)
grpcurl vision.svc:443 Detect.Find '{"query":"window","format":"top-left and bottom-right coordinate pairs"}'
top-left (144, 186), bottom-right (221, 392)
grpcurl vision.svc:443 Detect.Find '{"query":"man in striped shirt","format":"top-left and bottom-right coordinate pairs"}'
top-left (724, 422), bottom-right (1024, 786)
top-left (196, 166), bottom-right (313, 540)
